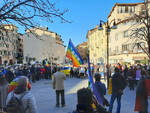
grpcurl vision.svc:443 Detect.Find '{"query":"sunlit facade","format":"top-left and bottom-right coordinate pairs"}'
top-left (108, 3), bottom-right (149, 64)
top-left (86, 25), bottom-right (107, 65)
top-left (24, 27), bottom-right (65, 64)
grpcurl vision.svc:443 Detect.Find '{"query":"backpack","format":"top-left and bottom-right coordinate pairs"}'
top-left (6, 92), bottom-right (27, 113)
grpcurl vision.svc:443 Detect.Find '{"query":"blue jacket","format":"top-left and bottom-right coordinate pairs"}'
top-left (94, 81), bottom-right (106, 101)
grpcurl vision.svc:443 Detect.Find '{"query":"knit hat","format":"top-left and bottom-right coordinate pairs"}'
top-left (8, 76), bottom-right (31, 93)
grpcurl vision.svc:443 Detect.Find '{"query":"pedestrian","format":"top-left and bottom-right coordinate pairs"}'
top-left (0, 72), bottom-right (9, 112)
top-left (30, 65), bottom-right (36, 83)
top-left (136, 65), bottom-right (142, 85)
top-left (70, 88), bottom-right (109, 113)
top-left (53, 68), bottom-right (66, 107)
top-left (128, 66), bottom-right (136, 90)
top-left (93, 73), bottom-right (109, 107)
top-left (70, 67), bottom-right (74, 78)
top-left (108, 67), bottom-right (126, 113)
top-left (70, 88), bottom-right (94, 113)
top-left (6, 76), bottom-right (37, 113)
top-left (5, 67), bottom-right (14, 83)
top-left (123, 64), bottom-right (128, 80)
top-left (134, 69), bottom-right (150, 113)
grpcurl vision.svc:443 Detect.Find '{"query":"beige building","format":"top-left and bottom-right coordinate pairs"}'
top-left (23, 27), bottom-right (65, 64)
top-left (0, 24), bottom-right (22, 65)
top-left (76, 42), bottom-right (88, 62)
top-left (86, 25), bottom-right (107, 65)
top-left (87, 2), bottom-right (149, 66)
top-left (108, 3), bottom-right (148, 65)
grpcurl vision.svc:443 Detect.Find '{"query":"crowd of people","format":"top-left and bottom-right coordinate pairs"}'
top-left (0, 63), bottom-right (150, 113)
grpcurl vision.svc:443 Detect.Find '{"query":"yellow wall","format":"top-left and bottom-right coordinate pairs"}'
top-left (87, 25), bottom-right (107, 65)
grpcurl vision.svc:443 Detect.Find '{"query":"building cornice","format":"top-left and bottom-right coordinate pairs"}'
top-left (108, 2), bottom-right (143, 18)
top-left (86, 25), bottom-right (99, 39)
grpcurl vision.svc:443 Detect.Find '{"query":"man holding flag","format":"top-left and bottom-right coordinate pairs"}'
top-left (87, 54), bottom-right (109, 113)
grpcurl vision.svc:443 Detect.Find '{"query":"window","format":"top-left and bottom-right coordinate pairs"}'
top-left (5, 44), bottom-right (9, 48)
top-left (5, 38), bottom-right (8, 42)
top-left (118, 6), bottom-right (125, 13)
top-left (124, 30), bottom-right (129, 37)
top-left (141, 5), bottom-right (146, 11)
top-left (125, 6), bottom-right (128, 13)
top-left (115, 46), bottom-right (119, 53)
top-left (8, 51), bottom-right (11, 56)
top-left (132, 6), bottom-right (135, 12)
top-left (129, 6), bottom-right (135, 13)
top-left (2, 37), bottom-right (4, 41)
top-left (122, 44), bottom-right (129, 51)
top-left (4, 50), bottom-right (7, 56)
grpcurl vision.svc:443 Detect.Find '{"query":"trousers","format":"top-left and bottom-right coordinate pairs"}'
top-left (56, 90), bottom-right (65, 106)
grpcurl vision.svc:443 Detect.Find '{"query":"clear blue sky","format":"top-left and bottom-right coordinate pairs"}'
top-left (32, 0), bottom-right (141, 47)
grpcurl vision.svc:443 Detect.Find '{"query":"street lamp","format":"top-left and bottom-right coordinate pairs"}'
top-left (99, 19), bottom-right (117, 88)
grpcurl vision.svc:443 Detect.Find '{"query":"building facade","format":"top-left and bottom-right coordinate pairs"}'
top-left (0, 24), bottom-right (22, 65)
top-left (86, 25), bottom-right (107, 65)
top-left (108, 3), bottom-right (148, 65)
top-left (76, 42), bottom-right (88, 63)
top-left (87, 2), bottom-right (149, 66)
top-left (23, 27), bottom-right (65, 64)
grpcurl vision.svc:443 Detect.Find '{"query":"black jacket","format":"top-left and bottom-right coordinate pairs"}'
top-left (112, 72), bottom-right (126, 94)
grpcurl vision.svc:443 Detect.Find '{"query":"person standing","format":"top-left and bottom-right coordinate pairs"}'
top-left (70, 67), bottom-right (74, 78)
top-left (70, 88), bottom-right (94, 113)
top-left (30, 65), bottom-right (36, 83)
top-left (6, 76), bottom-right (37, 113)
top-left (0, 73), bottom-right (9, 112)
top-left (134, 69), bottom-right (150, 113)
top-left (108, 67), bottom-right (126, 113)
top-left (94, 73), bottom-right (107, 106)
top-left (53, 68), bottom-right (66, 107)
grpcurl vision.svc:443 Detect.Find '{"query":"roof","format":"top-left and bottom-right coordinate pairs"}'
top-left (76, 42), bottom-right (87, 48)
top-left (108, 2), bottom-right (143, 18)
top-left (86, 25), bottom-right (99, 38)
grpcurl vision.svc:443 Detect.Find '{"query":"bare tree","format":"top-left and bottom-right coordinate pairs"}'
top-left (0, 0), bottom-right (69, 65)
top-left (129, 0), bottom-right (150, 59)
top-left (0, 0), bottom-right (69, 29)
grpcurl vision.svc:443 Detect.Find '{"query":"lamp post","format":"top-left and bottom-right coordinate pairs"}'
top-left (99, 20), bottom-right (116, 88)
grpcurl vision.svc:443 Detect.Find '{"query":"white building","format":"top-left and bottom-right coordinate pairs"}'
top-left (23, 27), bottom-right (65, 64)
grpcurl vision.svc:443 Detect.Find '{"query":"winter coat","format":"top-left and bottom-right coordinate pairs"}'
top-left (0, 82), bottom-right (9, 109)
top-left (94, 81), bottom-right (106, 103)
top-left (136, 69), bottom-right (141, 80)
top-left (5, 70), bottom-right (14, 83)
top-left (6, 91), bottom-right (37, 113)
top-left (53, 71), bottom-right (66, 90)
top-left (134, 76), bottom-right (150, 113)
top-left (112, 72), bottom-right (126, 95)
